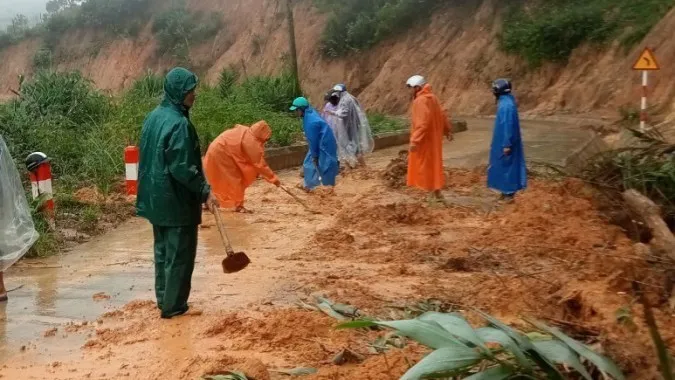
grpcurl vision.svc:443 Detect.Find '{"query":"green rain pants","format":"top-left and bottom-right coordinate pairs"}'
top-left (152, 225), bottom-right (198, 319)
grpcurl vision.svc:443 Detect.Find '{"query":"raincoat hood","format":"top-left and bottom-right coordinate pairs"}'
top-left (163, 67), bottom-right (198, 109)
top-left (415, 83), bottom-right (433, 98)
top-left (250, 121), bottom-right (272, 143)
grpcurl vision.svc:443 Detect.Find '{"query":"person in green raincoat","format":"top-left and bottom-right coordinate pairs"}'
top-left (136, 67), bottom-right (218, 319)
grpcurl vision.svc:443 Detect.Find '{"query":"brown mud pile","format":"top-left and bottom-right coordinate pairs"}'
top-left (287, 168), bottom-right (674, 377)
top-left (3, 164), bottom-right (673, 379)
top-left (382, 150), bottom-right (409, 189)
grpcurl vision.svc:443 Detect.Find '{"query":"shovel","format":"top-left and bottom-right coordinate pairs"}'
top-left (279, 185), bottom-right (319, 214)
top-left (212, 207), bottom-right (250, 274)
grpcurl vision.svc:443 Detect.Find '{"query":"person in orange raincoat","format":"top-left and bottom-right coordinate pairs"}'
top-left (405, 75), bottom-right (452, 200)
top-left (204, 121), bottom-right (281, 213)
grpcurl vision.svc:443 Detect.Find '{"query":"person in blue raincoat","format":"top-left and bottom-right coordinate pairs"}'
top-left (487, 79), bottom-right (527, 202)
top-left (290, 97), bottom-right (339, 191)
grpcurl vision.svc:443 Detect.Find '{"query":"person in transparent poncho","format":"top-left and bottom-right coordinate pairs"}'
top-left (323, 84), bottom-right (374, 168)
top-left (0, 135), bottom-right (39, 302)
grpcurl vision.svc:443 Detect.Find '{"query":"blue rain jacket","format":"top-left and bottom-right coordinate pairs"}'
top-left (487, 94), bottom-right (527, 194)
top-left (302, 107), bottom-right (339, 189)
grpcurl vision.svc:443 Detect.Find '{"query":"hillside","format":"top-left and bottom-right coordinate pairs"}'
top-left (1, 0), bottom-right (675, 120)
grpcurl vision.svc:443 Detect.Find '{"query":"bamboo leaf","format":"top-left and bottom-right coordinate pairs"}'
top-left (526, 319), bottom-right (625, 380)
top-left (400, 346), bottom-right (482, 380)
top-left (475, 327), bottom-right (531, 370)
top-left (533, 340), bottom-right (593, 380)
top-left (336, 319), bottom-right (377, 329)
top-left (316, 301), bottom-right (347, 321)
top-left (270, 367), bottom-right (318, 376)
top-left (418, 312), bottom-right (489, 351)
top-left (464, 365), bottom-right (515, 380)
top-left (475, 310), bottom-right (559, 378)
top-left (377, 319), bottom-right (468, 350)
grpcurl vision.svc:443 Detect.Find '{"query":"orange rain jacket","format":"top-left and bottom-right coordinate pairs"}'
top-left (204, 121), bottom-right (279, 209)
top-left (407, 84), bottom-right (452, 191)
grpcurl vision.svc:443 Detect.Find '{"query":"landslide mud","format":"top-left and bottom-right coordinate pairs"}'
top-left (1, 161), bottom-right (673, 379)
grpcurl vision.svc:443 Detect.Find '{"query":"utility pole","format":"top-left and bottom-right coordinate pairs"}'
top-left (284, 0), bottom-right (302, 95)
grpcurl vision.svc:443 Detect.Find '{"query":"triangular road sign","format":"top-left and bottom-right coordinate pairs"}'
top-left (632, 48), bottom-right (660, 70)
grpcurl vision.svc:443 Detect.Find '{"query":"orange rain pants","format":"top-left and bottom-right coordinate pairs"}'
top-left (407, 84), bottom-right (452, 192)
top-left (204, 121), bottom-right (279, 209)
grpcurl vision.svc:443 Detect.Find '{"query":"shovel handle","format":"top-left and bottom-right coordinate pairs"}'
top-left (280, 185), bottom-right (311, 210)
top-left (212, 207), bottom-right (235, 256)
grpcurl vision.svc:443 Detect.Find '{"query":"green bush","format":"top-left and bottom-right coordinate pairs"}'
top-left (132, 71), bottom-right (164, 98)
top-left (369, 112), bottom-right (407, 133)
top-left (77, 0), bottom-right (151, 35)
top-left (316, 0), bottom-right (438, 57)
top-left (237, 72), bottom-right (301, 113)
top-left (501, 0), bottom-right (675, 65)
top-left (583, 129), bottom-right (675, 222)
top-left (33, 49), bottom-right (53, 70)
top-left (217, 68), bottom-right (239, 98)
top-left (152, 7), bottom-right (223, 60)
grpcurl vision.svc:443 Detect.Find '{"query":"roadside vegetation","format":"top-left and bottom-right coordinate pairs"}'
top-left (0, 69), bottom-right (405, 257)
top-left (0, 0), bottom-right (223, 68)
top-left (314, 0), bottom-right (438, 57)
top-left (314, 0), bottom-right (675, 64)
top-left (501, 0), bottom-right (675, 66)
top-left (582, 128), bottom-right (675, 227)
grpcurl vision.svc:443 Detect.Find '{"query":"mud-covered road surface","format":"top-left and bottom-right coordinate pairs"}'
top-left (1, 120), bottom-right (672, 379)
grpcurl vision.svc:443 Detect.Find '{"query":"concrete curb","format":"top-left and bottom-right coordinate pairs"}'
top-left (265, 130), bottom-right (409, 171)
top-left (265, 119), bottom-right (469, 171)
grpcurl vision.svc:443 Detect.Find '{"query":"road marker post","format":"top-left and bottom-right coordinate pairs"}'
top-left (632, 48), bottom-right (660, 132)
top-left (28, 156), bottom-right (55, 229)
top-left (124, 146), bottom-right (140, 196)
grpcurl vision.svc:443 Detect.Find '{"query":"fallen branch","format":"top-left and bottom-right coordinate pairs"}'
top-left (622, 189), bottom-right (675, 262)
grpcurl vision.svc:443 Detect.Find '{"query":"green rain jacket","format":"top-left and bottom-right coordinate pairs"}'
top-left (136, 68), bottom-right (210, 226)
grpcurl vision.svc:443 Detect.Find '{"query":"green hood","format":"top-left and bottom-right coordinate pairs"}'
top-left (163, 67), bottom-right (198, 110)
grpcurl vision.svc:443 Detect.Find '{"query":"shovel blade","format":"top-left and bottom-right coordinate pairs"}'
top-left (222, 252), bottom-right (251, 273)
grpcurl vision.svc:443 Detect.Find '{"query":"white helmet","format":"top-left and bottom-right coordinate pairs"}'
top-left (406, 75), bottom-right (426, 88)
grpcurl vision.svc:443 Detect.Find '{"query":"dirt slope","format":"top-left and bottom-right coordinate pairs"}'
top-left (1, 0), bottom-right (675, 118)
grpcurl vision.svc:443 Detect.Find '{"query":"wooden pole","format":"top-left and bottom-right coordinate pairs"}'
top-left (285, 0), bottom-right (301, 95)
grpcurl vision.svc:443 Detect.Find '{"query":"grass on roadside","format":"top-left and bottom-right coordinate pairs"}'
top-left (1, 69), bottom-right (406, 257)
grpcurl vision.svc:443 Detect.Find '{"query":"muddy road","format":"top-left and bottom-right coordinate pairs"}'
top-left (1, 119), bottom-right (671, 379)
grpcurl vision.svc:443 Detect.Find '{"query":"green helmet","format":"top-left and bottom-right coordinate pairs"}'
top-left (290, 97), bottom-right (309, 111)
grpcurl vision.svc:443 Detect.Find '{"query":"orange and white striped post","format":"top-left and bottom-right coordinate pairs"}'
top-left (124, 146), bottom-right (140, 196)
top-left (632, 47), bottom-right (660, 132)
top-left (640, 70), bottom-right (648, 132)
top-left (29, 159), bottom-right (55, 228)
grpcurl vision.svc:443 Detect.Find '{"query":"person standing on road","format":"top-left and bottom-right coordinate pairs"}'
top-left (290, 97), bottom-right (339, 191)
top-left (487, 78), bottom-right (527, 202)
top-left (405, 75), bottom-right (452, 200)
top-left (322, 91), bottom-right (341, 137)
top-left (324, 84), bottom-right (374, 168)
top-left (203, 120), bottom-right (281, 214)
top-left (0, 135), bottom-right (40, 303)
top-left (136, 67), bottom-right (218, 319)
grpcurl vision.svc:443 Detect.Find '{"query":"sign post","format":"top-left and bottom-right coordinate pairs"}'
top-left (632, 48), bottom-right (660, 132)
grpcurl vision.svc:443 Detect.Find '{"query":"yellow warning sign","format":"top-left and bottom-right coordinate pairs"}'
top-left (632, 48), bottom-right (660, 70)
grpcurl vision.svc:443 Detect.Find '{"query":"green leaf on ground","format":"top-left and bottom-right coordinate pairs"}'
top-left (400, 346), bottom-right (482, 380)
top-left (526, 318), bottom-right (625, 380)
top-left (475, 327), bottom-right (531, 370)
top-left (464, 365), bottom-right (515, 380)
top-left (533, 340), bottom-right (593, 380)
top-left (419, 312), bottom-right (489, 351)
